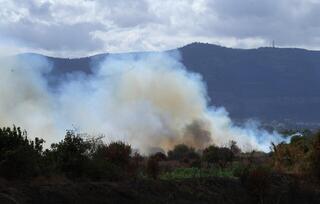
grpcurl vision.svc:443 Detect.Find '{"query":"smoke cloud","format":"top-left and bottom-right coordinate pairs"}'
top-left (0, 52), bottom-right (287, 153)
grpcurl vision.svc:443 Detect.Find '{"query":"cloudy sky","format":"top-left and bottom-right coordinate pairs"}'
top-left (1, 0), bottom-right (320, 57)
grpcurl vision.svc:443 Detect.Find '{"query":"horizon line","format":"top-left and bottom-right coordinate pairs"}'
top-left (14, 42), bottom-right (319, 59)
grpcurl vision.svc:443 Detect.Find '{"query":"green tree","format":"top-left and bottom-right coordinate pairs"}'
top-left (46, 130), bottom-right (92, 179)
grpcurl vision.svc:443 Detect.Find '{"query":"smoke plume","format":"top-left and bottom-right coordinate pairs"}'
top-left (0, 52), bottom-right (287, 153)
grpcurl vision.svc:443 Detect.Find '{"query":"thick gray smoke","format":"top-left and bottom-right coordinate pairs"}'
top-left (0, 52), bottom-right (287, 153)
top-left (0, 55), bottom-right (60, 145)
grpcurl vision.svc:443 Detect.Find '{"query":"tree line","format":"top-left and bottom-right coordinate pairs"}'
top-left (0, 126), bottom-right (319, 184)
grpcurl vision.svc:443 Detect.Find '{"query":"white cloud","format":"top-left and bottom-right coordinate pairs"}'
top-left (1, 0), bottom-right (320, 56)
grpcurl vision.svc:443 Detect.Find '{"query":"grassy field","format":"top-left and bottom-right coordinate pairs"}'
top-left (160, 165), bottom-right (242, 180)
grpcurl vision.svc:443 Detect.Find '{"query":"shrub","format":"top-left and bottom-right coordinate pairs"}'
top-left (150, 152), bottom-right (167, 161)
top-left (202, 145), bottom-right (234, 168)
top-left (146, 157), bottom-right (160, 179)
top-left (0, 126), bottom-right (44, 179)
top-left (310, 132), bottom-right (320, 181)
top-left (95, 141), bottom-right (131, 168)
top-left (241, 166), bottom-right (272, 204)
top-left (168, 144), bottom-right (199, 162)
top-left (190, 158), bottom-right (201, 168)
top-left (232, 163), bottom-right (248, 178)
top-left (90, 141), bottom-right (132, 180)
top-left (229, 140), bottom-right (241, 155)
top-left (86, 157), bottom-right (120, 180)
top-left (128, 152), bottom-right (144, 178)
top-left (271, 135), bottom-right (311, 174)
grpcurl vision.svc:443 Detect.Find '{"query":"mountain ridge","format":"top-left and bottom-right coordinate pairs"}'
top-left (16, 43), bottom-right (320, 127)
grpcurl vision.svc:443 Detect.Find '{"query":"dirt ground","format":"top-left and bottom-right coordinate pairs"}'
top-left (0, 175), bottom-right (319, 204)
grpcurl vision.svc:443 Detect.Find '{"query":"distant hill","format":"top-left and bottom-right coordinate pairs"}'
top-left (18, 43), bottom-right (320, 127)
top-left (179, 43), bottom-right (320, 127)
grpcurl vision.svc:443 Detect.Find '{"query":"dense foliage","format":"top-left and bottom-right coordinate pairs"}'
top-left (0, 125), bottom-right (320, 189)
top-left (202, 145), bottom-right (234, 168)
top-left (167, 144), bottom-right (199, 162)
top-left (271, 131), bottom-right (320, 180)
top-left (0, 126), bottom-right (44, 179)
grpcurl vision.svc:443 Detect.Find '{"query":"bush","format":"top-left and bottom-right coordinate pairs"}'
top-left (0, 126), bottom-right (44, 179)
top-left (128, 152), bottom-right (143, 178)
top-left (232, 163), bottom-right (248, 178)
top-left (310, 132), bottom-right (320, 181)
top-left (90, 141), bottom-right (132, 180)
top-left (240, 166), bottom-right (272, 203)
top-left (202, 145), bottom-right (234, 168)
top-left (271, 135), bottom-right (311, 174)
top-left (168, 144), bottom-right (199, 162)
top-left (86, 157), bottom-right (120, 180)
top-left (95, 141), bottom-right (131, 168)
top-left (229, 140), bottom-right (241, 155)
top-left (150, 152), bottom-right (167, 161)
top-left (146, 157), bottom-right (160, 179)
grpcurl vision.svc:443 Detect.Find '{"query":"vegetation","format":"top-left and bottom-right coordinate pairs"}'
top-left (146, 157), bottom-right (160, 179)
top-left (0, 126), bottom-right (44, 179)
top-left (160, 167), bottom-right (235, 180)
top-left (202, 145), bottom-right (234, 168)
top-left (167, 144), bottom-right (199, 162)
top-left (45, 130), bottom-right (92, 178)
top-left (0, 125), bottom-right (320, 203)
top-left (271, 131), bottom-right (320, 180)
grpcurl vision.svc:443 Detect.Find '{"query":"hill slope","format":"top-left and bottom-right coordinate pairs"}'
top-left (19, 43), bottom-right (320, 126)
top-left (179, 43), bottom-right (320, 125)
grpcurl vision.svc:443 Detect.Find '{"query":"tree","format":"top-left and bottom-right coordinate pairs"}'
top-left (47, 130), bottom-right (92, 179)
